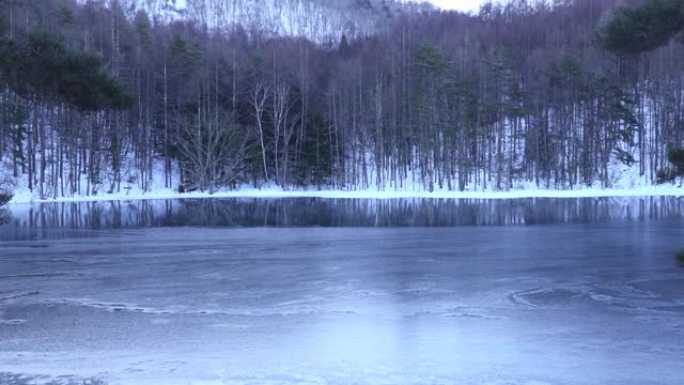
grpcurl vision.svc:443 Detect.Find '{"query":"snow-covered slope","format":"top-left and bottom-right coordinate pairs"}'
top-left (111, 0), bottom-right (435, 40)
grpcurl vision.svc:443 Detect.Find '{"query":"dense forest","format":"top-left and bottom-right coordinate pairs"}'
top-left (1, 0), bottom-right (684, 199)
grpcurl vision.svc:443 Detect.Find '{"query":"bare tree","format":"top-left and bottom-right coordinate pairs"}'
top-left (249, 82), bottom-right (270, 182)
top-left (175, 112), bottom-right (253, 192)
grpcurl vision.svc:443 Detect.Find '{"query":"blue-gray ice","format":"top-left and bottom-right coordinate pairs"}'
top-left (1, 198), bottom-right (683, 385)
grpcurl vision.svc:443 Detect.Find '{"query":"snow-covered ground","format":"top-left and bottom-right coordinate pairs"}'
top-left (7, 183), bottom-right (684, 204)
top-left (3, 149), bottom-right (682, 205)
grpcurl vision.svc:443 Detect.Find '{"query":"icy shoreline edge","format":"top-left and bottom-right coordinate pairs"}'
top-left (7, 186), bottom-right (684, 204)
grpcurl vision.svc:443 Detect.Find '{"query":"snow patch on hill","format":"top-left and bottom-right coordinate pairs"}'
top-left (110, 0), bottom-right (435, 41)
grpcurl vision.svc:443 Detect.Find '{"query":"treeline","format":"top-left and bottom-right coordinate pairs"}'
top-left (1, 0), bottom-right (684, 198)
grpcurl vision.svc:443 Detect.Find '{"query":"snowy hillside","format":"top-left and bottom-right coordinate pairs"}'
top-left (108, 0), bottom-right (436, 40)
top-left (3, 0), bottom-right (684, 203)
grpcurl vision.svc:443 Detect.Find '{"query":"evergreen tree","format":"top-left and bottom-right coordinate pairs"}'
top-left (0, 32), bottom-right (133, 110)
top-left (667, 148), bottom-right (684, 175)
top-left (601, 0), bottom-right (684, 54)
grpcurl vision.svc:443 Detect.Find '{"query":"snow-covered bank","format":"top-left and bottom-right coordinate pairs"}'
top-left (4, 153), bottom-right (682, 204)
top-left (7, 184), bottom-right (684, 204)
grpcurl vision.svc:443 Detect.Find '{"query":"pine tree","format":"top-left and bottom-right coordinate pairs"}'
top-left (601, 0), bottom-right (684, 54)
top-left (667, 148), bottom-right (684, 175)
top-left (0, 32), bottom-right (133, 110)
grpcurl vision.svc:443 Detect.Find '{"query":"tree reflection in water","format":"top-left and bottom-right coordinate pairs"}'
top-left (1, 196), bottom-right (683, 241)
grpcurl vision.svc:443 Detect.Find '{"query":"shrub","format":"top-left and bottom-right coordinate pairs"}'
top-left (677, 249), bottom-right (684, 266)
top-left (656, 168), bottom-right (675, 184)
top-left (667, 147), bottom-right (684, 175)
top-left (0, 208), bottom-right (9, 225)
top-left (0, 176), bottom-right (13, 206)
top-left (0, 187), bottom-right (12, 205)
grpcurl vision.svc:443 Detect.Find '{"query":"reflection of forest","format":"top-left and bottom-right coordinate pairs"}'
top-left (1, 197), bottom-right (683, 240)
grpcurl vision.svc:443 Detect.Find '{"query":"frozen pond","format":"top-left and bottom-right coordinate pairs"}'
top-left (1, 197), bottom-right (684, 385)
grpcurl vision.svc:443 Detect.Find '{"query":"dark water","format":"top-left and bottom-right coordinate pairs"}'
top-left (2, 196), bottom-right (684, 237)
top-left (0, 197), bottom-right (683, 385)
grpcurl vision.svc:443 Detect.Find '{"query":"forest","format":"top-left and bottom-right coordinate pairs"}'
top-left (1, 0), bottom-right (684, 199)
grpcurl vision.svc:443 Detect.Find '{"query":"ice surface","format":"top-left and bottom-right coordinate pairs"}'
top-left (1, 198), bottom-right (683, 385)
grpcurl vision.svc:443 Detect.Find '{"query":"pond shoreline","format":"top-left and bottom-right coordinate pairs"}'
top-left (7, 185), bottom-right (684, 205)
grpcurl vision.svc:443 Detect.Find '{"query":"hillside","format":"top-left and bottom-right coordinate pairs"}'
top-left (98, 0), bottom-right (434, 40)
